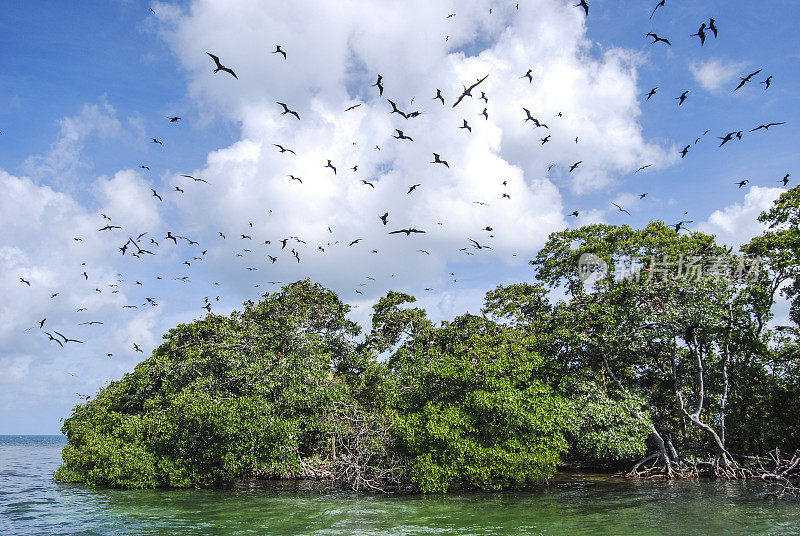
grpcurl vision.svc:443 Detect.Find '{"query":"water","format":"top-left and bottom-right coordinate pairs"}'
top-left (2, 436), bottom-right (799, 535)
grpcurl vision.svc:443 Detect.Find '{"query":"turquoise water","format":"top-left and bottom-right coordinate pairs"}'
top-left (2, 435), bottom-right (799, 535)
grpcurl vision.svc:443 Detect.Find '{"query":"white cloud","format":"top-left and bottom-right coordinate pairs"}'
top-left (20, 101), bottom-right (122, 186)
top-left (697, 186), bottom-right (785, 247)
top-left (1, 0), bottom-right (684, 431)
top-left (689, 59), bottom-right (745, 93)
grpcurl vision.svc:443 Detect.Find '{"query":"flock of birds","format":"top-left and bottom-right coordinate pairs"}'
top-left (12, 1), bottom-right (790, 369)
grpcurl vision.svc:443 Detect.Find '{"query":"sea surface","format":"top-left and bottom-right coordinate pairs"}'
top-left (1, 435), bottom-right (799, 535)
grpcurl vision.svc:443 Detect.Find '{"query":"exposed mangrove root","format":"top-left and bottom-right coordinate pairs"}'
top-left (626, 447), bottom-right (799, 500)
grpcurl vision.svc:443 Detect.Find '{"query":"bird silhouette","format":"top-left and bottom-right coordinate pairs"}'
top-left (522, 69), bottom-right (533, 83)
top-left (680, 145), bottom-right (690, 158)
top-left (325, 160), bottom-right (337, 174)
top-left (676, 91), bottom-right (689, 105)
top-left (151, 189), bottom-right (162, 201)
top-left (469, 239), bottom-right (492, 249)
top-left (206, 52), bottom-right (237, 79)
top-left (761, 75), bottom-right (773, 90)
top-left (372, 74), bottom-right (384, 95)
top-left (452, 74), bottom-right (489, 108)
top-left (272, 45), bottom-right (286, 59)
top-left (394, 129), bottom-right (413, 140)
top-left (650, 0), bottom-right (665, 20)
top-left (344, 103), bottom-right (362, 112)
top-left (459, 120), bottom-right (472, 133)
top-left (273, 144), bottom-right (296, 154)
top-left (750, 122), bottom-right (785, 132)
top-left (379, 212), bottom-right (389, 225)
top-left (611, 202), bottom-right (631, 216)
top-left (361, 179), bottom-right (375, 188)
top-left (389, 228), bottom-right (426, 235)
top-left (734, 69), bottom-right (762, 91)
top-left (718, 132), bottom-right (737, 146)
top-left (434, 89), bottom-right (445, 104)
top-left (431, 153), bottom-right (449, 167)
top-left (673, 220), bottom-right (693, 232)
top-left (646, 87), bottom-right (658, 100)
top-left (151, 138), bottom-right (162, 146)
top-left (569, 161), bottom-right (582, 172)
top-left (276, 102), bottom-right (300, 119)
top-left (168, 116), bottom-right (181, 122)
top-left (646, 33), bottom-right (671, 46)
top-left (708, 18), bottom-right (718, 38)
top-left (575, 0), bottom-right (588, 16)
top-left (736, 179), bottom-right (749, 188)
top-left (691, 23), bottom-right (707, 45)
top-left (779, 174), bottom-right (790, 186)
top-left (407, 184), bottom-right (421, 194)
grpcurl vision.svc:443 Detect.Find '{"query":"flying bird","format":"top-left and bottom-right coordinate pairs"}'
top-left (276, 102), bottom-right (300, 119)
top-left (344, 103), bottom-right (362, 111)
top-left (394, 129), bottom-right (413, 141)
top-left (379, 212), bottom-right (389, 225)
top-left (167, 116), bottom-right (181, 122)
top-left (761, 75), bottom-right (772, 90)
top-left (734, 69), bottom-right (762, 91)
top-left (325, 160), bottom-right (337, 174)
top-left (676, 91), bottom-right (689, 105)
top-left (206, 52), bottom-right (237, 79)
top-left (459, 120), bottom-right (472, 133)
top-left (650, 0), bottom-right (665, 20)
top-left (646, 87), bottom-right (658, 100)
top-left (434, 89), bottom-right (445, 104)
top-left (575, 0), bottom-right (588, 16)
top-left (708, 18), bottom-right (718, 38)
top-left (736, 179), bottom-right (749, 189)
top-left (680, 145), bottom-right (690, 158)
top-left (372, 74), bottom-right (384, 96)
top-left (431, 153), bottom-right (449, 167)
top-left (521, 69), bottom-right (534, 83)
top-left (749, 122), bottom-right (785, 132)
top-left (718, 132), bottom-right (737, 146)
top-left (611, 202), bottom-right (631, 216)
top-left (569, 161), bottom-right (582, 172)
top-left (407, 184), bottom-right (421, 194)
top-left (452, 74), bottom-right (489, 108)
top-left (646, 33), bottom-right (671, 46)
top-left (181, 174), bottom-right (207, 182)
top-left (273, 144), bottom-right (296, 154)
top-left (272, 45), bottom-right (286, 59)
top-left (151, 138), bottom-right (162, 146)
top-left (389, 228), bottom-right (426, 236)
top-left (691, 23), bottom-right (707, 45)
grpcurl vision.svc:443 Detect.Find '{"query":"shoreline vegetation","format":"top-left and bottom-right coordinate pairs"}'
top-left (55, 187), bottom-right (799, 499)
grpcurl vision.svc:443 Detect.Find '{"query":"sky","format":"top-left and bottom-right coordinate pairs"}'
top-left (0, 0), bottom-right (798, 434)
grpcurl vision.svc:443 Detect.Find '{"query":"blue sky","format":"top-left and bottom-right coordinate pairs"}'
top-left (1, 0), bottom-right (797, 433)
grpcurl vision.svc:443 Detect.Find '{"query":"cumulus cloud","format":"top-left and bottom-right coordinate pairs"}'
top-left (697, 186), bottom-right (785, 247)
top-left (690, 59), bottom-right (745, 93)
top-left (2, 0), bottom-right (683, 431)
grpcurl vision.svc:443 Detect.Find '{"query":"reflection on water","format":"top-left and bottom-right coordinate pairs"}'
top-left (2, 435), bottom-right (798, 536)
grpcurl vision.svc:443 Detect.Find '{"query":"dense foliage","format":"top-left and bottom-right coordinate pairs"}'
top-left (57, 187), bottom-right (800, 491)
